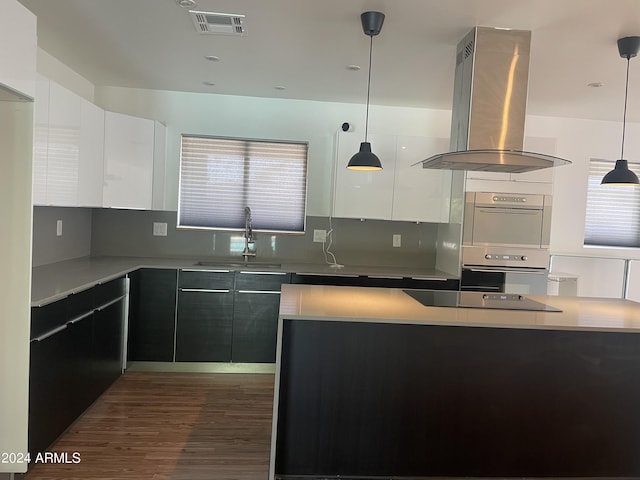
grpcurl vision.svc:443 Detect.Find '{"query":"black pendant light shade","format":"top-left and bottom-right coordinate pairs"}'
top-left (602, 36), bottom-right (640, 185)
top-left (348, 142), bottom-right (382, 171)
top-left (601, 159), bottom-right (640, 184)
top-left (347, 11), bottom-right (385, 171)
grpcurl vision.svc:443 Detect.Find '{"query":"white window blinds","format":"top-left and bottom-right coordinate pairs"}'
top-left (178, 135), bottom-right (308, 233)
top-left (584, 158), bottom-right (640, 247)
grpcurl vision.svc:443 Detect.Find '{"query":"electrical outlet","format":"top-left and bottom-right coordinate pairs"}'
top-left (56, 220), bottom-right (63, 237)
top-left (393, 234), bottom-right (401, 247)
top-left (313, 229), bottom-right (327, 243)
top-left (153, 222), bottom-right (168, 237)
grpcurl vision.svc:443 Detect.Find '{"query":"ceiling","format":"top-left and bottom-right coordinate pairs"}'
top-left (17, 0), bottom-right (640, 122)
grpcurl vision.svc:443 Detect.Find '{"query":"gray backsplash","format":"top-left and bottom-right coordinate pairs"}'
top-left (32, 206), bottom-right (92, 267)
top-left (89, 209), bottom-right (439, 268)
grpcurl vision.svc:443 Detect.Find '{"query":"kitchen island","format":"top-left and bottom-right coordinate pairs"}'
top-left (270, 284), bottom-right (640, 479)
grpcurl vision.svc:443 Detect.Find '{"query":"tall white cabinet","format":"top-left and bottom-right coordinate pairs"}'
top-left (333, 131), bottom-right (451, 223)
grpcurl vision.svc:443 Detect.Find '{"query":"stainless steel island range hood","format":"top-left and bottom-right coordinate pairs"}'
top-left (418, 27), bottom-right (571, 173)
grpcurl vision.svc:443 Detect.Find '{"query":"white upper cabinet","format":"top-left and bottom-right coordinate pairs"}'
top-left (32, 75), bottom-right (49, 205)
top-left (152, 120), bottom-right (166, 211)
top-left (103, 111), bottom-right (165, 210)
top-left (0, 0), bottom-right (36, 100)
top-left (47, 80), bottom-right (82, 206)
top-left (392, 136), bottom-right (451, 223)
top-left (333, 132), bottom-right (452, 223)
top-left (333, 132), bottom-right (397, 220)
top-left (33, 79), bottom-right (105, 207)
top-left (77, 99), bottom-right (104, 207)
top-left (32, 77), bottom-right (165, 210)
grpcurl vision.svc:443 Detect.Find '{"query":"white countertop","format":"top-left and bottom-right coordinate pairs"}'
top-left (31, 256), bottom-right (455, 306)
top-left (278, 284), bottom-right (640, 333)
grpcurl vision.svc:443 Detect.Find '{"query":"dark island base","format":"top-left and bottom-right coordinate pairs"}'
top-left (275, 319), bottom-right (640, 479)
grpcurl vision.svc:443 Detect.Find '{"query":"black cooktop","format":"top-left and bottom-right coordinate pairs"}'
top-left (403, 289), bottom-right (562, 312)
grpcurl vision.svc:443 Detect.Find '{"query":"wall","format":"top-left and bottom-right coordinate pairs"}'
top-left (0, 100), bottom-right (33, 474)
top-left (91, 210), bottom-right (439, 269)
top-left (32, 206), bottom-right (92, 267)
top-left (94, 86), bottom-right (453, 215)
top-left (36, 48), bottom-right (94, 102)
top-left (527, 114), bottom-right (640, 261)
top-left (38, 64), bottom-right (640, 275)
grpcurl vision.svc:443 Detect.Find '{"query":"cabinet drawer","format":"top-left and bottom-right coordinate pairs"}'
top-left (291, 273), bottom-right (365, 286)
top-left (235, 271), bottom-right (290, 291)
top-left (178, 269), bottom-right (234, 290)
top-left (31, 301), bottom-right (67, 340)
top-left (92, 277), bottom-right (127, 306)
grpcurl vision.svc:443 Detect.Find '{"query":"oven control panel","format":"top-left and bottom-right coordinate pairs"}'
top-left (463, 246), bottom-right (549, 270)
top-left (484, 254), bottom-right (528, 261)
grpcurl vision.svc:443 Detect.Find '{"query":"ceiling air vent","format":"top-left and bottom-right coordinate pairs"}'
top-left (189, 10), bottom-right (246, 36)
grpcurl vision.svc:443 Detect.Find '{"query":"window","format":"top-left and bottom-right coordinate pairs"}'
top-left (178, 135), bottom-right (308, 233)
top-left (584, 158), bottom-right (640, 247)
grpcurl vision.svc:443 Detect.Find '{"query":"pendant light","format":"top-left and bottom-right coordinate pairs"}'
top-left (601, 36), bottom-right (640, 185)
top-left (347, 11), bottom-right (385, 171)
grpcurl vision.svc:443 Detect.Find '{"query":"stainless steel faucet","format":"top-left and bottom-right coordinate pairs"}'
top-left (242, 206), bottom-right (257, 261)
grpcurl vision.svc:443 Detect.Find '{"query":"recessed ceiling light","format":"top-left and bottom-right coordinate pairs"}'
top-left (176, 0), bottom-right (196, 8)
top-left (347, 65), bottom-right (361, 71)
top-left (274, 85), bottom-right (286, 90)
top-left (588, 82), bottom-right (604, 88)
top-left (204, 55), bottom-right (220, 62)
top-left (203, 81), bottom-right (216, 86)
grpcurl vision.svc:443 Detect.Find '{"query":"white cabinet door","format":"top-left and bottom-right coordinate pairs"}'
top-left (550, 255), bottom-right (626, 298)
top-left (46, 81), bottom-right (82, 206)
top-left (103, 111), bottom-right (155, 209)
top-left (392, 136), bottom-right (451, 223)
top-left (333, 132), bottom-right (396, 220)
top-left (0, 0), bottom-right (36, 100)
top-left (77, 99), bottom-right (104, 207)
top-left (152, 121), bottom-right (166, 210)
top-left (33, 75), bottom-right (49, 205)
top-left (626, 260), bottom-right (640, 302)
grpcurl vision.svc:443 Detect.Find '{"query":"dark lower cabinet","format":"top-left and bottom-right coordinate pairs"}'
top-left (127, 268), bottom-right (177, 361)
top-left (291, 272), bottom-right (459, 290)
top-left (93, 299), bottom-right (126, 391)
top-left (232, 272), bottom-right (290, 363)
top-left (232, 291), bottom-right (280, 362)
top-left (175, 269), bottom-right (235, 362)
top-left (28, 322), bottom-right (75, 458)
top-left (175, 288), bottom-right (234, 361)
top-left (28, 278), bottom-right (126, 457)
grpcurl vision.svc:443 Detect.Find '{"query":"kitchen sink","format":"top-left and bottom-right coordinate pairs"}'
top-left (194, 261), bottom-right (282, 270)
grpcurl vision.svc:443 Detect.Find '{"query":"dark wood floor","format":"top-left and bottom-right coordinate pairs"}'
top-left (23, 371), bottom-right (275, 480)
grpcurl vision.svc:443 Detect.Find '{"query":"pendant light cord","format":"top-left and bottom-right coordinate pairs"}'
top-left (621, 56), bottom-right (631, 160)
top-left (364, 34), bottom-right (373, 142)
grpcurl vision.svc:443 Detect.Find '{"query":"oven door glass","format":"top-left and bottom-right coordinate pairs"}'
top-left (471, 207), bottom-right (544, 247)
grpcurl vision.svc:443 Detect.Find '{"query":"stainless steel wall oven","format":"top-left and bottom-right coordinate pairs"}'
top-left (461, 192), bottom-right (552, 294)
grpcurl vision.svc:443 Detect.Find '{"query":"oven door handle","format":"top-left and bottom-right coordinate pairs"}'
top-left (466, 267), bottom-right (547, 275)
top-left (476, 207), bottom-right (541, 215)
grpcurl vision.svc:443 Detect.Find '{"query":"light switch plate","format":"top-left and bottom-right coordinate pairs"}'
top-left (153, 222), bottom-right (168, 237)
top-left (393, 234), bottom-right (401, 247)
top-left (56, 220), bottom-right (63, 237)
top-left (313, 229), bottom-right (327, 243)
